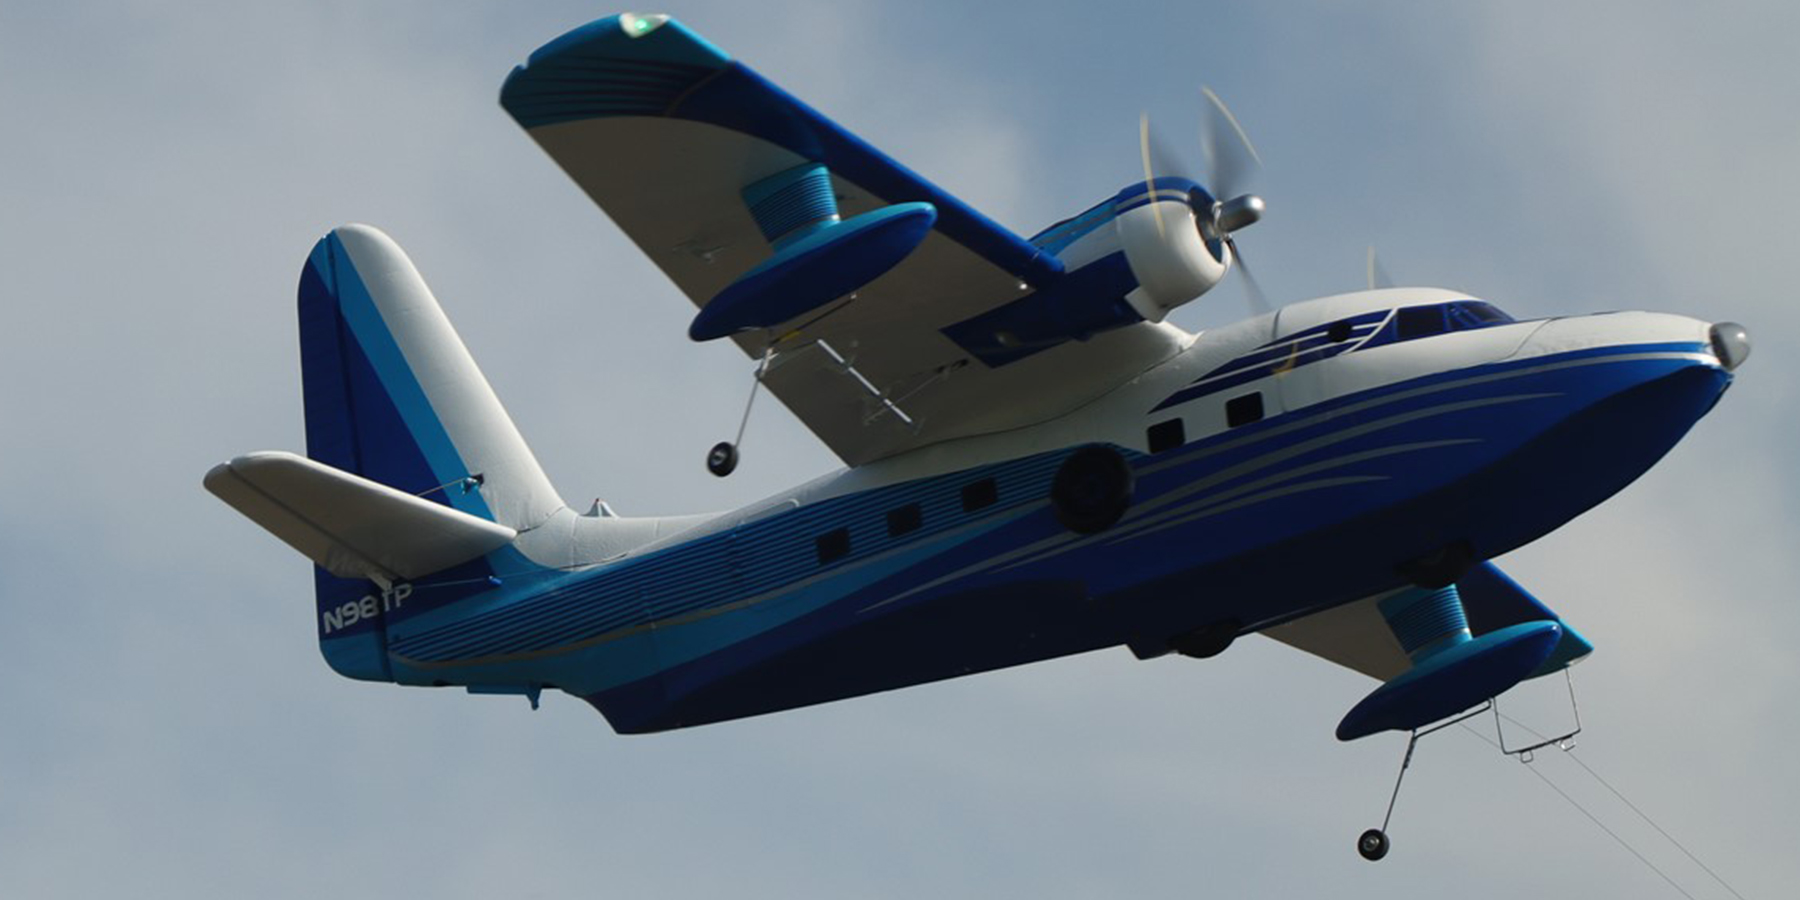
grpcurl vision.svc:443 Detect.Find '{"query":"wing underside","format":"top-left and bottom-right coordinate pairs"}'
top-left (1263, 562), bottom-right (1594, 683)
top-left (501, 16), bottom-right (1183, 465)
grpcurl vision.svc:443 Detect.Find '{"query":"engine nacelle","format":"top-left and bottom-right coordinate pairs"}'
top-left (1114, 192), bottom-right (1231, 322)
top-left (938, 178), bottom-right (1254, 367)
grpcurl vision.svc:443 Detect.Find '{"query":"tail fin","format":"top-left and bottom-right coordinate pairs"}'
top-left (274, 225), bottom-right (567, 683)
top-left (298, 224), bottom-right (562, 529)
top-left (211, 225), bottom-right (706, 687)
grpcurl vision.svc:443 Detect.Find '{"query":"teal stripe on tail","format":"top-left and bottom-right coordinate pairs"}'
top-left (296, 224), bottom-right (565, 679)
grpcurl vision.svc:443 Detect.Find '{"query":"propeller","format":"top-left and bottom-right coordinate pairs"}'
top-left (1366, 245), bottom-right (1395, 290)
top-left (1235, 244), bottom-right (1272, 315)
top-left (1138, 86), bottom-right (1269, 313)
top-left (1200, 86), bottom-right (1263, 202)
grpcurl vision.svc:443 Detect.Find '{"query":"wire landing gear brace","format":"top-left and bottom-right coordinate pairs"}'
top-left (1356, 676), bottom-right (1582, 861)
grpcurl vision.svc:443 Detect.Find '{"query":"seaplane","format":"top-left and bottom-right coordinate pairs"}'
top-left (204, 13), bottom-right (1749, 860)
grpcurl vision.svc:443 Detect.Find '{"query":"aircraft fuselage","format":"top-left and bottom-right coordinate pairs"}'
top-left (370, 289), bottom-right (1736, 733)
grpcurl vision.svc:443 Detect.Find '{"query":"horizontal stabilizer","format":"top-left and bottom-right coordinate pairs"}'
top-left (204, 451), bottom-right (516, 582)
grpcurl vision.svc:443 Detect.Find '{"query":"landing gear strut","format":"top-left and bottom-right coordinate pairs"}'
top-left (707, 347), bottom-right (772, 478)
top-left (1357, 702), bottom-right (1491, 862)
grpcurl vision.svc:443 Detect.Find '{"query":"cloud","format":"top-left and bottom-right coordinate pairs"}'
top-left (1, 2), bottom-right (1792, 898)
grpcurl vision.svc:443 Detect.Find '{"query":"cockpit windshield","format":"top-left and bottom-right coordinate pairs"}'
top-left (1391, 300), bottom-right (1514, 342)
top-left (1330, 300), bottom-right (1517, 352)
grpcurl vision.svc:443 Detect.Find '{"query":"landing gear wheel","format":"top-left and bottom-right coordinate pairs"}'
top-left (1357, 828), bottom-right (1390, 862)
top-left (1051, 445), bottom-right (1134, 534)
top-left (706, 441), bottom-right (739, 478)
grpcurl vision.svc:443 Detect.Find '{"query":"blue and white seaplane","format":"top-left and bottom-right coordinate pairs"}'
top-left (205, 13), bottom-right (1748, 860)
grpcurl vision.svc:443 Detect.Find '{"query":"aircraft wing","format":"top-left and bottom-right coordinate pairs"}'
top-left (500, 15), bottom-right (1185, 465)
top-left (1261, 563), bottom-right (1595, 682)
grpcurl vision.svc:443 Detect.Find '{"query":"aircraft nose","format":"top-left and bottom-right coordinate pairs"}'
top-left (1709, 321), bottom-right (1751, 371)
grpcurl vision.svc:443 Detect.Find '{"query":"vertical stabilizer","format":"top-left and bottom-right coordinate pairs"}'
top-left (210, 225), bottom-right (705, 685)
top-left (298, 224), bottom-right (563, 530)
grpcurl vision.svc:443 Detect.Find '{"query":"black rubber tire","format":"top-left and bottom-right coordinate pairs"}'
top-left (706, 441), bottom-right (739, 478)
top-left (1358, 828), bottom-right (1390, 861)
top-left (1051, 445), bottom-right (1134, 534)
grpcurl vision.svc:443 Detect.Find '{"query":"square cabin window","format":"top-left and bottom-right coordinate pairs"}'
top-left (961, 478), bottom-right (999, 512)
top-left (887, 503), bottom-right (923, 538)
top-left (1147, 418), bottom-right (1186, 453)
top-left (1226, 392), bottom-right (1264, 428)
top-left (816, 527), bottom-right (851, 565)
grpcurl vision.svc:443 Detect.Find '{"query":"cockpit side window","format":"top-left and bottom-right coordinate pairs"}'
top-left (1447, 301), bottom-right (1514, 330)
top-left (1395, 305), bottom-right (1447, 340)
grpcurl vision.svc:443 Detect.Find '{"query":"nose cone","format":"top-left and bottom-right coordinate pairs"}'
top-left (1710, 321), bottom-right (1751, 371)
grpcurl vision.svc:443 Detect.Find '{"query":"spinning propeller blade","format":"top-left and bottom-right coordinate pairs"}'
top-left (1201, 85), bottom-right (1263, 202)
top-left (1138, 88), bottom-right (1270, 315)
top-left (1139, 112), bottom-right (1166, 238)
top-left (1367, 245), bottom-right (1395, 290)
top-left (1234, 241), bottom-right (1271, 315)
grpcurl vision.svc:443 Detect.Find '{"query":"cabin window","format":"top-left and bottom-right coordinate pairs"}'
top-left (1396, 305), bottom-right (1448, 340)
top-left (816, 527), bottom-right (851, 564)
top-left (887, 503), bottom-right (923, 537)
top-left (961, 477), bottom-right (999, 512)
top-left (1147, 418), bottom-right (1186, 453)
top-left (1226, 392), bottom-right (1264, 428)
top-left (1328, 319), bottom-right (1354, 343)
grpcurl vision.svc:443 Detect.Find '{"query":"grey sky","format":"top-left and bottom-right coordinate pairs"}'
top-left (1, 1), bottom-right (1793, 897)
